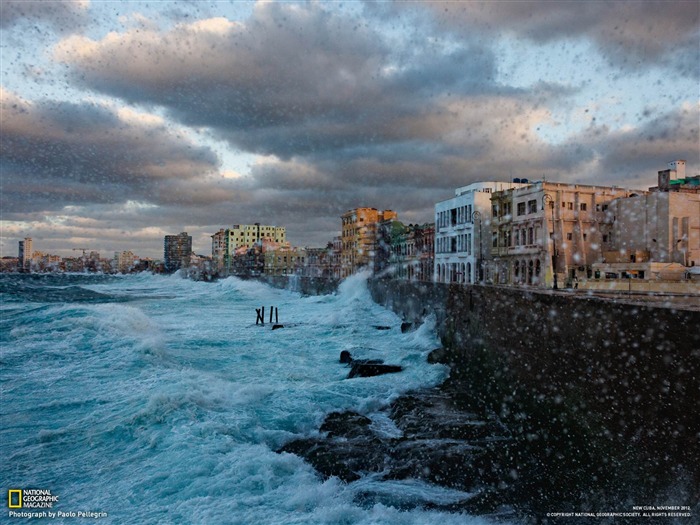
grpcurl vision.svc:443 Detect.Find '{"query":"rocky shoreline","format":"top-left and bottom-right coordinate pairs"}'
top-left (278, 344), bottom-right (697, 523)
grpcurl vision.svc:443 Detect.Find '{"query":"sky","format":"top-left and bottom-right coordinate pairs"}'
top-left (1, 0), bottom-right (698, 259)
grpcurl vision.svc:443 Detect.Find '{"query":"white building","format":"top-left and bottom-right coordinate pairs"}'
top-left (434, 181), bottom-right (528, 284)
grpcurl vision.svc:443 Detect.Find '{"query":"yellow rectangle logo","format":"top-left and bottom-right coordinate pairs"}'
top-left (8, 489), bottom-right (22, 508)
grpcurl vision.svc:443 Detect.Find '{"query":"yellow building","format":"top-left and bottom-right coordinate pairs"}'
top-left (227, 224), bottom-right (286, 250)
top-left (212, 224), bottom-right (286, 273)
top-left (340, 208), bottom-right (397, 277)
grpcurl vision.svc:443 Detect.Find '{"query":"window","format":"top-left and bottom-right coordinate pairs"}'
top-left (567, 202), bottom-right (573, 210)
top-left (603, 234), bottom-right (608, 243)
top-left (517, 202), bottom-right (526, 216)
top-left (583, 233), bottom-right (587, 241)
top-left (567, 233), bottom-right (573, 241)
top-left (492, 205), bottom-right (498, 217)
top-left (492, 232), bottom-right (498, 247)
top-left (527, 200), bottom-right (537, 214)
top-left (528, 227), bottom-right (534, 244)
top-left (580, 203), bottom-right (587, 211)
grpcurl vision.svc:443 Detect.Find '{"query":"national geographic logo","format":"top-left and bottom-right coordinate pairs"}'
top-left (8, 489), bottom-right (59, 509)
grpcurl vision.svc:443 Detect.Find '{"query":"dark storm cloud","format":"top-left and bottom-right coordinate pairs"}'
top-left (0, 89), bottom-right (222, 213)
top-left (0, 0), bottom-right (88, 31)
top-left (577, 104), bottom-right (699, 185)
top-left (54, 1), bottom-right (504, 160)
top-left (386, 1), bottom-right (699, 76)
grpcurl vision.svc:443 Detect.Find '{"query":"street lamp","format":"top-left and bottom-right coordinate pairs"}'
top-left (472, 210), bottom-right (482, 284)
top-left (542, 194), bottom-right (558, 290)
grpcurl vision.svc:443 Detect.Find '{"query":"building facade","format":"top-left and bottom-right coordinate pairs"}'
top-left (264, 246), bottom-right (306, 276)
top-left (592, 162), bottom-right (700, 280)
top-left (18, 237), bottom-right (33, 271)
top-left (114, 251), bottom-right (136, 273)
top-left (212, 224), bottom-right (286, 273)
top-left (340, 208), bottom-right (397, 277)
top-left (378, 221), bottom-right (435, 281)
top-left (435, 182), bottom-right (527, 284)
top-left (164, 232), bottom-right (192, 273)
top-left (489, 182), bottom-right (637, 287)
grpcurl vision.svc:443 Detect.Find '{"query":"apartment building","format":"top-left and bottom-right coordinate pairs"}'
top-left (594, 161), bottom-right (700, 280)
top-left (164, 232), bottom-right (192, 273)
top-left (490, 182), bottom-right (637, 287)
top-left (212, 224), bottom-right (286, 273)
top-left (114, 250), bottom-right (136, 273)
top-left (340, 208), bottom-right (397, 277)
top-left (435, 182), bottom-right (527, 284)
top-left (18, 237), bottom-right (32, 271)
top-left (264, 245), bottom-right (306, 276)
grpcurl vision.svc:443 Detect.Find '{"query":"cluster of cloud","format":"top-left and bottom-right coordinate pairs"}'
top-left (2, 1), bottom-right (698, 257)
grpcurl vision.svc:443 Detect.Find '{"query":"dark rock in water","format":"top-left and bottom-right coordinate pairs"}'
top-left (271, 324), bottom-right (284, 330)
top-left (279, 411), bottom-right (388, 483)
top-left (320, 411), bottom-right (372, 438)
top-left (276, 391), bottom-right (515, 515)
top-left (400, 322), bottom-right (414, 333)
top-left (339, 350), bottom-right (382, 366)
top-left (373, 325), bottom-right (391, 330)
top-left (348, 362), bottom-right (402, 378)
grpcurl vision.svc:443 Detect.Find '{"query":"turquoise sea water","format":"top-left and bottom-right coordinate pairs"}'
top-left (1, 273), bottom-right (506, 524)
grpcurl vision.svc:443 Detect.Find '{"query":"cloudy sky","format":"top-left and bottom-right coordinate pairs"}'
top-left (1, 0), bottom-right (698, 258)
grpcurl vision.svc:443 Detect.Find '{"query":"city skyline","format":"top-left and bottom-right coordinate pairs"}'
top-left (2, 1), bottom-right (698, 258)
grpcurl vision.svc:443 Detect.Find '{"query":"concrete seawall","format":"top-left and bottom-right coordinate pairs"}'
top-left (367, 278), bottom-right (700, 484)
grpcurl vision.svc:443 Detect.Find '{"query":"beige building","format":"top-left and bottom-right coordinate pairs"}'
top-left (114, 251), bottom-right (136, 273)
top-left (264, 245), bottom-right (306, 276)
top-left (592, 162), bottom-right (700, 281)
top-left (341, 208), bottom-right (397, 277)
top-left (490, 182), bottom-right (637, 288)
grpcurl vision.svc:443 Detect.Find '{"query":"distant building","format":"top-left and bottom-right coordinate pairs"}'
top-left (114, 251), bottom-right (136, 273)
top-left (489, 181), bottom-right (638, 287)
top-left (264, 245), bottom-right (306, 276)
top-left (380, 221), bottom-right (435, 281)
top-left (435, 182), bottom-right (527, 284)
top-left (18, 237), bottom-right (32, 271)
top-left (303, 245), bottom-right (333, 278)
top-left (164, 232), bottom-right (192, 273)
top-left (212, 224), bottom-right (286, 273)
top-left (341, 208), bottom-right (397, 277)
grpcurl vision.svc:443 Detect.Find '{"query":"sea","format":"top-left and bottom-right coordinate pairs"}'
top-left (1, 272), bottom-right (507, 525)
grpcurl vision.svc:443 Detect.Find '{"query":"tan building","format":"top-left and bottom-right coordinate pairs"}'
top-left (264, 245), bottom-right (306, 276)
top-left (114, 251), bottom-right (136, 273)
top-left (340, 208), bottom-right (397, 277)
top-left (490, 182), bottom-right (637, 288)
top-left (592, 162), bottom-right (700, 281)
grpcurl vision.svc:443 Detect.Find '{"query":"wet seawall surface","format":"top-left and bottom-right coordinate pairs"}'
top-left (368, 279), bottom-right (700, 514)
